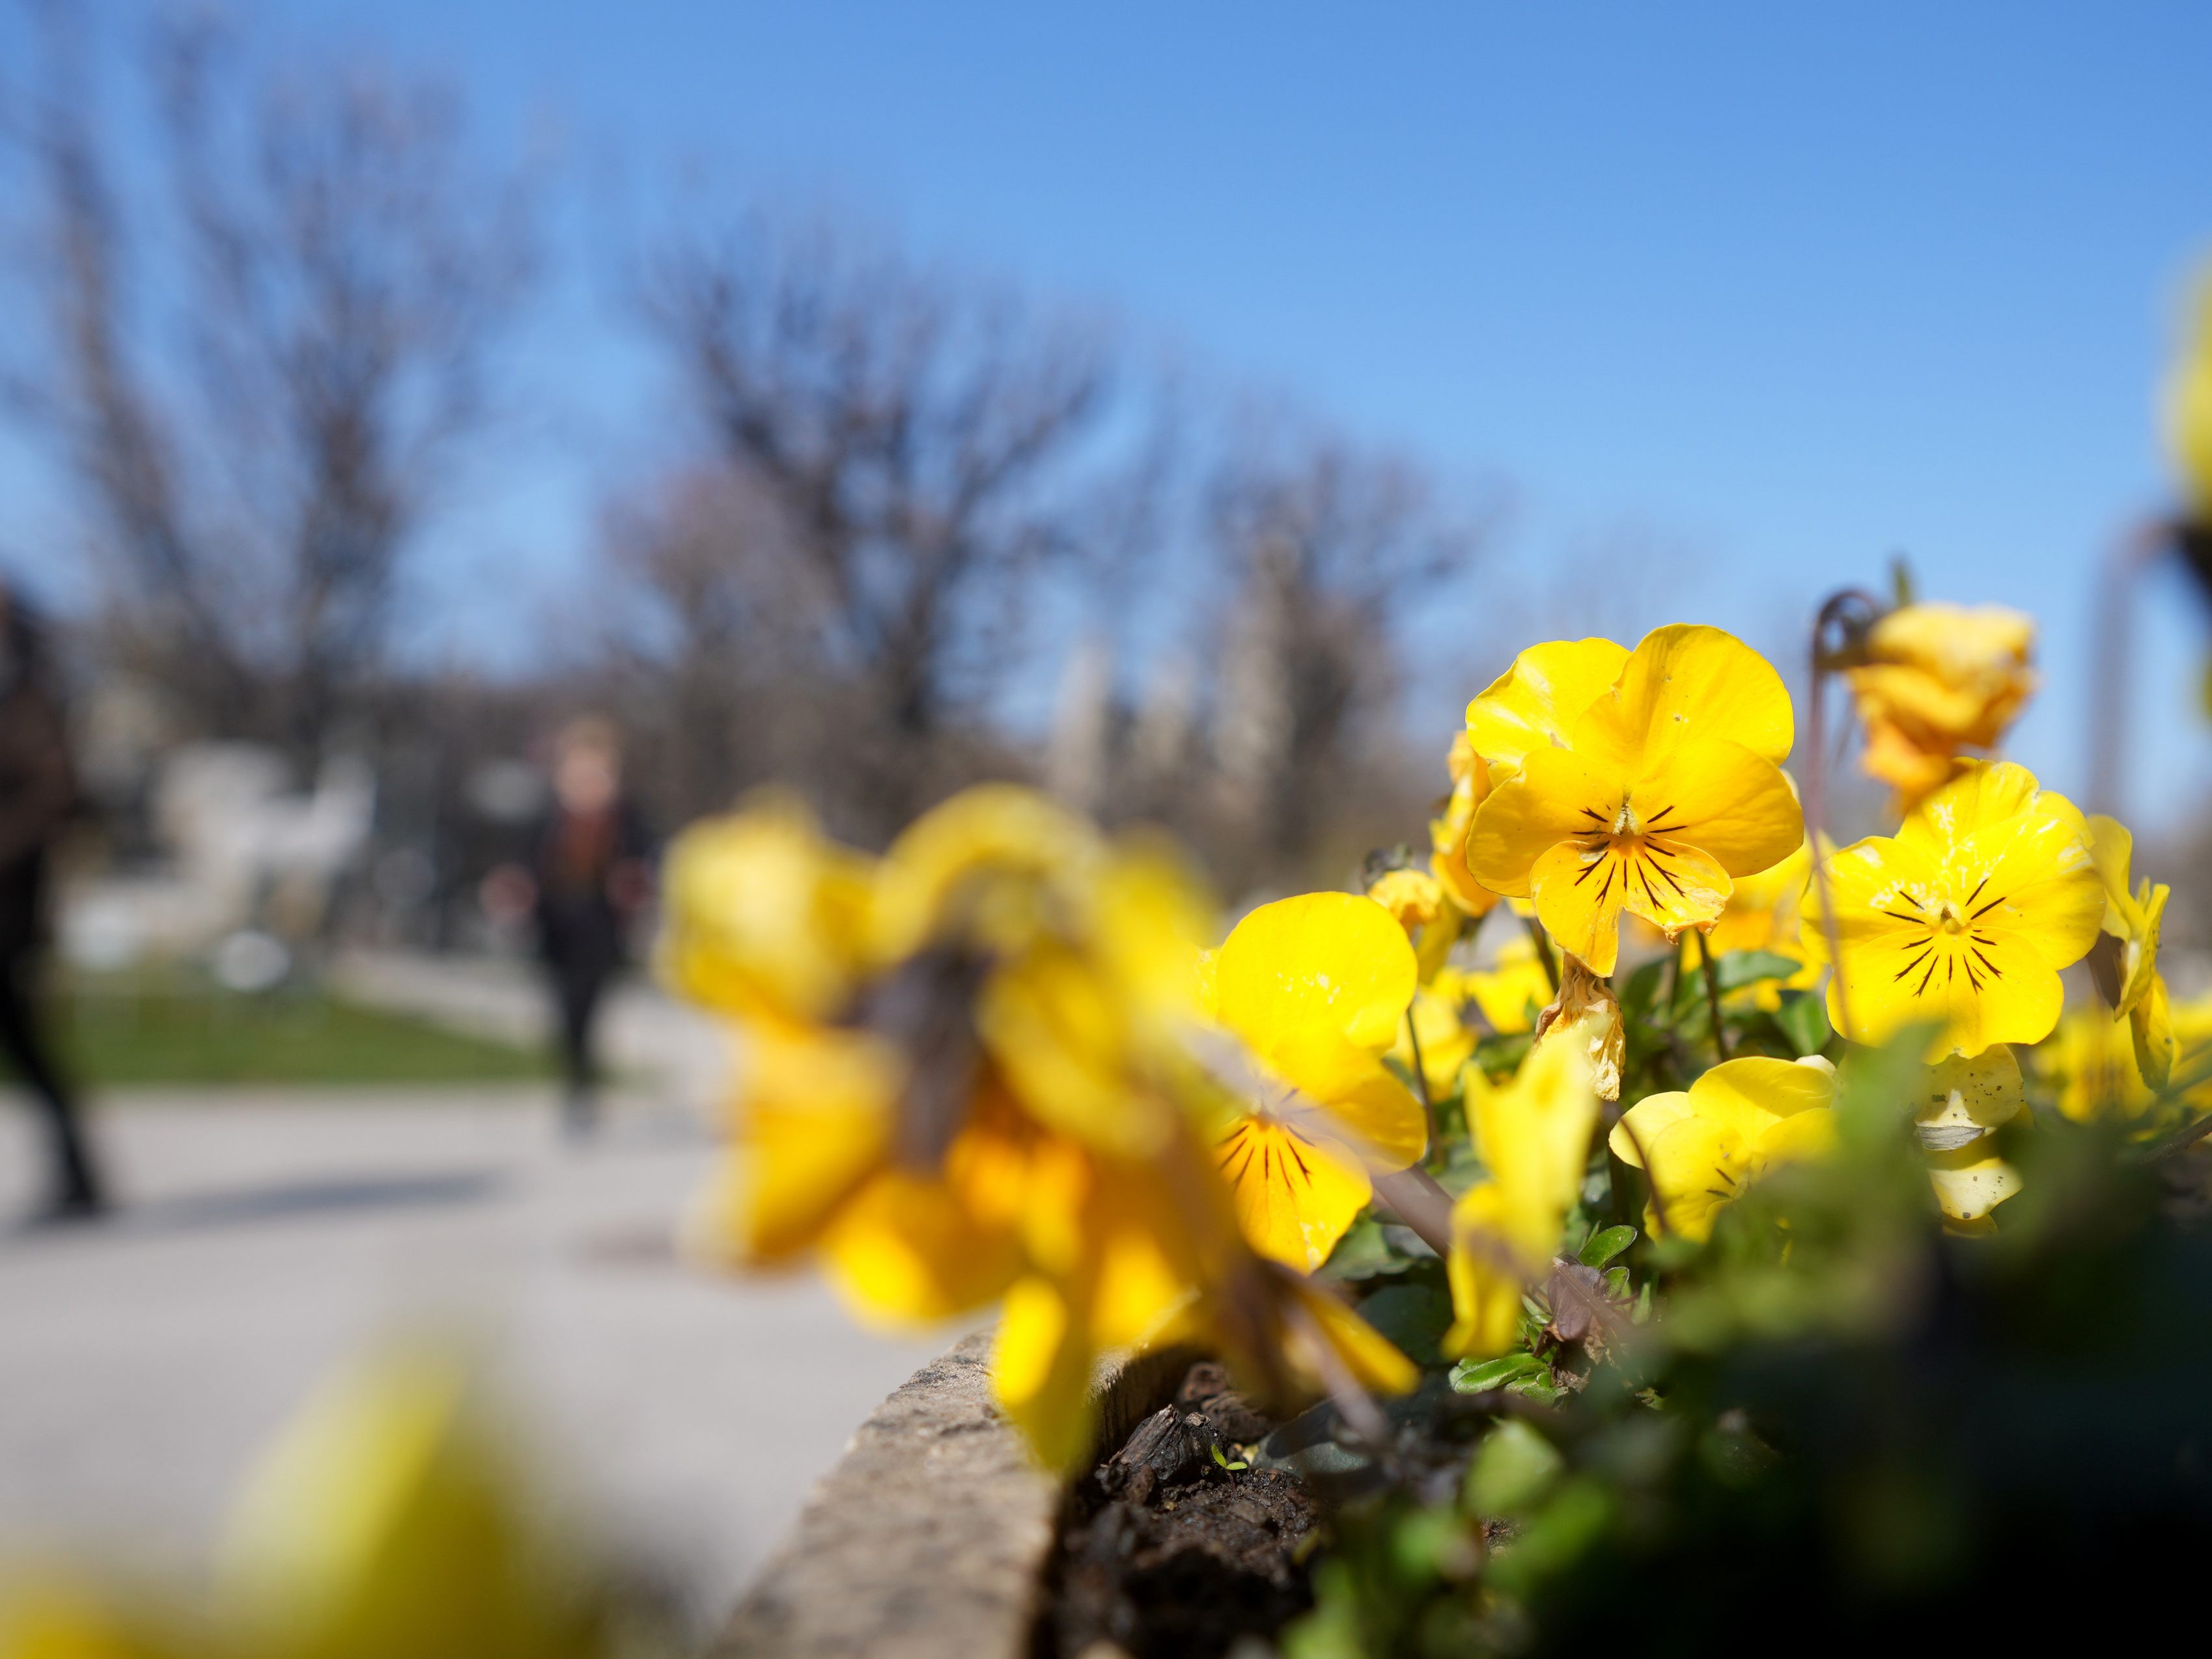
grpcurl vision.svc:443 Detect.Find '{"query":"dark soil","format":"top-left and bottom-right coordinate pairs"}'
top-left (1039, 1361), bottom-right (1321, 1659)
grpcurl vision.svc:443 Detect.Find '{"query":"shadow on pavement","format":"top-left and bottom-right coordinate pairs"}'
top-left (7, 1169), bottom-right (507, 1241)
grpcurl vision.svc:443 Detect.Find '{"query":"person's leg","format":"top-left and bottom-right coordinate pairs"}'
top-left (555, 960), bottom-right (606, 1137)
top-left (0, 955), bottom-right (102, 1214)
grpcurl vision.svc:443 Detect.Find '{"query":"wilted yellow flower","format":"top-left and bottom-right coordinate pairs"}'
top-left (1202, 893), bottom-right (1429, 1271)
top-left (1464, 933), bottom-right (1553, 1035)
top-left (1804, 762), bottom-right (2102, 1057)
top-left (1914, 1048), bottom-right (2025, 1229)
top-left (2166, 266), bottom-right (2212, 519)
top-left (1609, 1055), bottom-right (1838, 1242)
top-left (1846, 604), bottom-right (2037, 807)
top-left (1444, 1039), bottom-right (1600, 1358)
top-left (1429, 732), bottom-right (1503, 919)
top-left (2085, 815), bottom-right (2175, 1088)
top-left (1705, 840), bottom-right (1821, 1011)
top-left (1464, 625), bottom-right (1803, 977)
top-left (1529, 953), bottom-right (1625, 1102)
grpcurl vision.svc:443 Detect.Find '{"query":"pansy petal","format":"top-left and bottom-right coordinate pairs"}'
top-left (1463, 637), bottom-right (1630, 772)
top-left (1215, 893), bottom-right (1419, 1056)
top-left (1216, 1119), bottom-right (1371, 1272)
top-left (1630, 738), bottom-right (1804, 878)
top-left (1617, 837), bottom-right (1732, 940)
top-left (1608, 1089), bottom-right (1694, 1169)
top-left (1925, 1146), bottom-right (2022, 1224)
top-left (820, 1169), bottom-right (1025, 1328)
top-left (1603, 624), bottom-right (1795, 764)
top-left (1464, 747), bottom-right (1619, 899)
top-left (1894, 760), bottom-right (2040, 859)
top-left (2132, 973), bottom-right (2176, 1091)
top-left (990, 1276), bottom-right (1097, 1473)
top-left (1953, 806), bottom-right (2102, 971)
top-left (1264, 1027), bottom-right (1431, 1169)
top-left (1528, 839), bottom-right (1630, 976)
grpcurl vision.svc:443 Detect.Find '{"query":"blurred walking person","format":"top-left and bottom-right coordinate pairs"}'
top-left (0, 580), bottom-right (102, 1219)
top-left (489, 720), bottom-right (653, 1137)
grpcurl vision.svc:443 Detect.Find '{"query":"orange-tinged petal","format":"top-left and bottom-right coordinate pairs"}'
top-left (1216, 1119), bottom-right (1371, 1271)
top-left (1463, 637), bottom-right (1629, 772)
top-left (1214, 892), bottom-right (1418, 1055)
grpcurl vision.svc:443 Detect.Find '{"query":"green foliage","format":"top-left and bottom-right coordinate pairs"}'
top-left (1288, 1020), bottom-right (2212, 1652)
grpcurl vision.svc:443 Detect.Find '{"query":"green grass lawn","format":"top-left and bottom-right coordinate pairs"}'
top-left (33, 969), bottom-right (553, 1088)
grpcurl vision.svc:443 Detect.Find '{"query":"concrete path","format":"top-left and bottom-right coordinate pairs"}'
top-left (0, 1086), bottom-right (950, 1638)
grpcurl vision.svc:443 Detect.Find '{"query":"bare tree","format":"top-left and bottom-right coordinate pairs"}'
top-left (639, 214), bottom-right (1123, 839)
top-left (1201, 423), bottom-right (1491, 880)
top-left (4, 7), bottom-right (532, 759)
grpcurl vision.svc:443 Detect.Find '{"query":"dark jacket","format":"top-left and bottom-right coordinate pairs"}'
top-left (0, 604), bottom-right (78, 960)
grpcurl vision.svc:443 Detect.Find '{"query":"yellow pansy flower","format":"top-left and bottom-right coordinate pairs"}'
top-left (1430, 732), bottom-right (1503, 917)
top-left (1444, 1038), bottom-right (1600, 1358)
top-left (1464, 933), bottom-right (1553, 1035)
top-left (2084, 814), bottom-right (2176, 1088)
top-left (1203, 893), bottom-right (1429, 1271)
top-left (1609, 1055), bottom-right (1838, 1242)
top-left (1914, 1048), bottom-right (2025, 1229)
top-left (1705, 840), bottom-right (1821, 1011)
top-left (1804, 762), bottom-right (2103, 1058)
top-left (1845, 604), bottom-right (2037, 808)
top-left (1464, 625), bottom-right (1804, 977)
top-left (2166, 266), bottom-right (2212, 519)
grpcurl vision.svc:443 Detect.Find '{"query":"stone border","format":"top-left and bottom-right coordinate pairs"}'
top-left (716, 1330), bottom-right (1191, 1659)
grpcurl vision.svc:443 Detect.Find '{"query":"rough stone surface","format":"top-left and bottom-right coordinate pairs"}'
top-left (718, 1336), bottom-right (1194, 1659)
top-left (716, 1330), bottom-right (1053, 1659)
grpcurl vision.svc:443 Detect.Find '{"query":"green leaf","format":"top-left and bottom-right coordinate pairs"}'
top-left (1603, 1264), bottom-right (1631, 1298)
top-left (1356, 1283), bottom-right (1453, 1367)
top-left (1323, 1214), bottom-right (1407, 1281)
top-left (1715, 949), bottom-right (1805, 990)
top-left (1210, 1443), bottom-right (1248, 1471)
top-left (1576, 1224), bottom-right (1637, 1268)
top-left (1464, 1419), bottom-right (1565, 1517)
top-left (1774, 989), bottom-right (1832, 1057)
top-left (1449, 1351), bottom-right (1547, 1394)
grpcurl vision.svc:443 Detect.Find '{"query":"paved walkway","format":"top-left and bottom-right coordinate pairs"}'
top-left (0, 1083), bottom-right (949, 1636)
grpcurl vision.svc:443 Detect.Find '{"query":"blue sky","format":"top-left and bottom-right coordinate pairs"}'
top-left (7, 2), bottom-right (2212, 828)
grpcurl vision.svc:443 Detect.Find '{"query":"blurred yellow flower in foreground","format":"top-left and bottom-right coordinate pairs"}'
top-left (1464, 625), bottom-right (1802, 977)
top-left (3, 1341), bottom-right (614, 1659)
top-left (1609, 1055), bottom-right (1838, 1242)
top-left (669, 785), bottom-right (1414, 1469)
top-left (1445, 1038), bottom-right (1599, 1359)
top-left (1203, 893), bottom-right (1428, 1272)
top-left (1805, 762), bottom-right (2101, 1058)
top-left (2166, 267), bottom-right (2212, 519)
top-left (1364, 865), bottom-right (1461, 983)
top-left (2085, 814), bottom-right (2175, 1088)
top-left (1846, 603), bottom-right (2036, 808)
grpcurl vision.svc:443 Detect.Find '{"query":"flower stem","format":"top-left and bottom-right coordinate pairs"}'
top-left (1371, 1163), bottom-right (1455, 1259)
top-left (1693, 928), bottom-right (1730, 1062)
top-left (1522, 913), bottom-right (1560, 995)
top-left (1403, 1009), bottom-right (1440, 1152)
top-left (1806, 588), bottom-right (1881, 1044)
